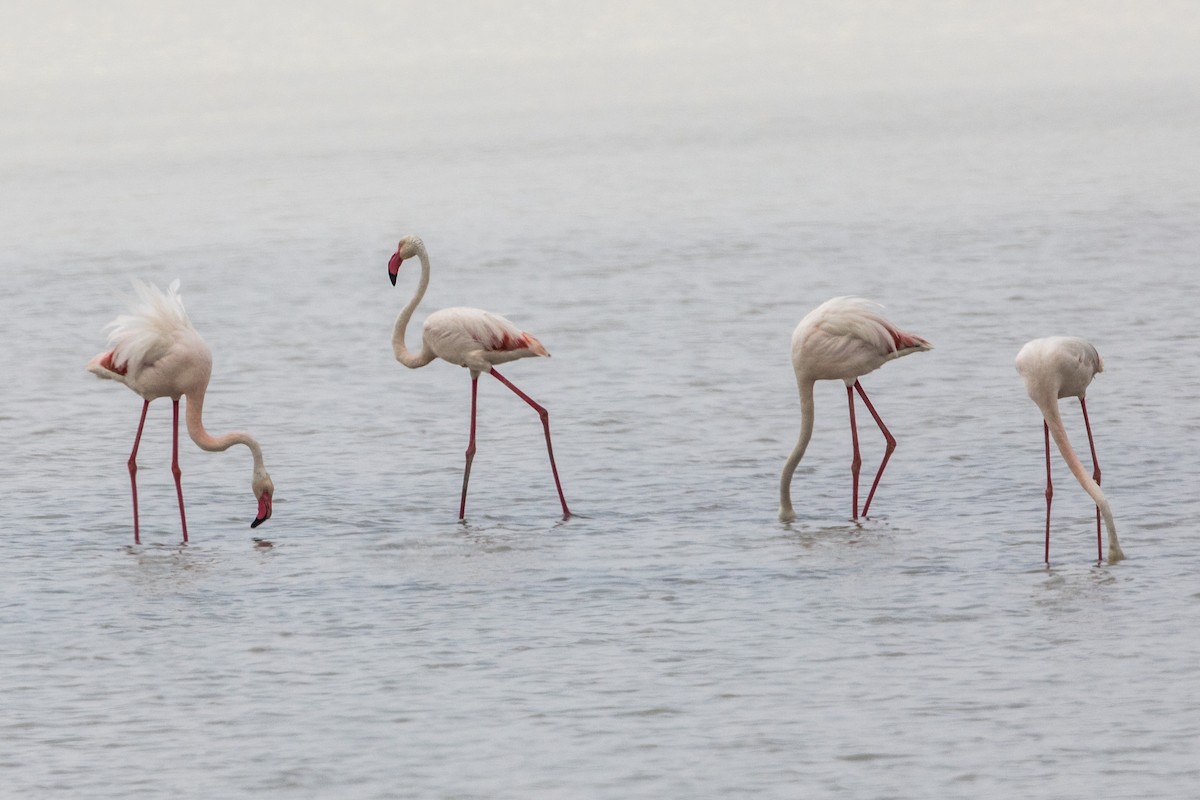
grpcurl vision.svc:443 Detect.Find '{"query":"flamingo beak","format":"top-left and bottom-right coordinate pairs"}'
top-left (388, 250), bottom-right (403, 286)
top-left (251, 492), bottom-right (272, 528)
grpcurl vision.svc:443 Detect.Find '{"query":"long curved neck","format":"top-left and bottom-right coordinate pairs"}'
top-left (1040, 396), bottom-right (1122, 562)
top-left (392, 246), bottom-right (436, 369)
top-left (184, 387), bottom-right (265, 471)
top-left (779, 379), bottom-right (816, 522)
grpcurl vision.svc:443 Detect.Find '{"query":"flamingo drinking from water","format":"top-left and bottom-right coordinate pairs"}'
top-left (1016, 336), bottom-right (1123, 564)
top-left (87, 279), bottom-right (274, 543)
top-left (779, 297), bottom-right (931, 522)
top-left (388, 235), bottom-right (570, 520)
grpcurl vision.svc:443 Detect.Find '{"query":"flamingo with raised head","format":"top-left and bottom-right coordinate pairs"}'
top-left (87, 279), bottom-right (274, 543)
top-left (388, 235), bottom-right (570, 520)
top-left (1016, 336), bottom-right (1123, 564)
top-left (779, 297), bottom-right (931, 523)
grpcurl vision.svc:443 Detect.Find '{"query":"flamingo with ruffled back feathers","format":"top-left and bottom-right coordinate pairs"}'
top-left (1016, 336), bottom-right (1123, 564)
top-left (779, 297), bottom-right (931, 523)
top-left (87, 279), bottom-right (274, 543)
top-left (388, 235), bottom-right (570, 520)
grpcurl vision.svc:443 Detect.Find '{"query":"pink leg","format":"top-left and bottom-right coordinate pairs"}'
top-left (1080, 397), bottom-right (1102, 563)
top-left (489, 368), bottom-right (571, 519)
top-left (1043, 420), bottom-right (1053, 564)
top-left (855, 381), bottom-right (897, 519)
top-left (128, 400), bottom-right (150, 545)
top-left (172, 399), bottom-right (189, 543)
top-left (459, 374), bottom-right (480, 520)
top-left (847, 385), bottom-right (861, 519)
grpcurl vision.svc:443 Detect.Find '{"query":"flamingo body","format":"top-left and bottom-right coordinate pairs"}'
top-left (422, 306), bottom-right (549, 372)
top-left (389, 235), bottom-right (570, 519)
top-left (790, 297), bottom-right (931, 383)
top-left (1016, 336), bottom-right (1123, 563)
top-left (780, 297), bottom-right (931, 522)
top-left (1015, 336), bottom-right (1102, 402)
top-left (87, 281), bottom-right (212, 402)
top-left (88, 279), bottom-right (274, 542)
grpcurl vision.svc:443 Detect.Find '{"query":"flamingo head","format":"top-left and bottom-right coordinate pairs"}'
top-left (251, 469), bottom-right (274, 529)
top-left (389, 235), bottom-right (424, 286)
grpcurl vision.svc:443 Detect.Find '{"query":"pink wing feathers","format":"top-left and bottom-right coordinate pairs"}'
top-left (478, 311), bottom-right (549, 356)
top-left (792, 296), bottom-right (931, 383)
top-left (423, 306), bottom-right (549, 367)
top-left (817, 297), bottom-right (930, 357)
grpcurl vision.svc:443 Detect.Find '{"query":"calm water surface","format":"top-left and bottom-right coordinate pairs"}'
top-left (3, 67), bottom-right (1200, 799)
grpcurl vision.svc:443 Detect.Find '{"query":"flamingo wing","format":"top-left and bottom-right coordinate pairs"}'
top-left (100, 279), bottom-right (195, 375)
top-left (425, 307), bottom-right (549, 365)
top-left (793, 297), bottom-right (930, 382)
top-left (817, 297), bottom-right (930, 356)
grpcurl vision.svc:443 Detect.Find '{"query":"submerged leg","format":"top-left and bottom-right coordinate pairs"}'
top-left (1043, 419), bottom-right (1054, 564)
top-left (489, 368), bottom-right (571, 519)
top-left (459, 373), bottom-right (480, 520)
top-left (172, 399), bottom-right (188, 543)
top-left (847, 385), bottom-right (861, 519)
top-left (128, 399), bottom-right (150, 545)
top-left (855, 381), bottom-right (897, 519)
top-left (1080, 397), bottom-right (1102, 563)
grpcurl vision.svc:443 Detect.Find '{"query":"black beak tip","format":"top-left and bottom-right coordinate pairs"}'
top-left (251, 516), bottom-right (266, 529)
top-left (388, 271), bottom-right (397, 286)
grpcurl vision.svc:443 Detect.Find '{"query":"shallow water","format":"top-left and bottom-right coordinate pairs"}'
top-left (4, 9), bottom-right (1200, 798)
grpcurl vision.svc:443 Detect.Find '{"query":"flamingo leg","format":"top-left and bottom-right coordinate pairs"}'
top-left (855, 381), bottom-right (897, 519)
top-left (172, 399), bottom-right (189, 543)
top-left (1079, 397), bottom-right (1102, 563)
top-left (459, 373), bottom-right (480, 520)
top-left (489, 367), bottom-right (571, 519)
top-left (1043, 419), bottom-right (1054, 563)
top-left (847, 385), bottom-right (861, 519)
top-left (128, 399), bottom-right (150, 545)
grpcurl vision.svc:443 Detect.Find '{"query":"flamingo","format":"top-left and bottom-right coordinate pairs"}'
top-left (779, 297), bottom-right (931, 523)
top-left (388, 235), bottom-right (570, 520)
top-left (87, 279), bottom-right (274, 543)
top-left (1016, 336), bottom-right (1123, 564)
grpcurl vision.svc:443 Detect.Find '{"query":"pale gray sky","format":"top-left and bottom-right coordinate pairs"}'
top-left (3, 1), bottom-right (1198, 93)
top-left (2, 1), bottom-right (1198, 168)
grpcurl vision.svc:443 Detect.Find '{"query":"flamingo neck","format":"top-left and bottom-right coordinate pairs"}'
top-left (185, 387), bottom-right (266, 471)
top-left (392, 245), bottom-right (436, 369)
top-left (779, 379), bottom-right (816, 522)
top-left (1039, 396), bottom-right (1123, 562)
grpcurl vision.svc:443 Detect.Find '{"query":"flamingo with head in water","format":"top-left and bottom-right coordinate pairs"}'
top-left (1016, 336), bottom-right (1123, 564)
top-left (388, 234), bottom-right (570, 520)
top-left (779, 296), bottom-right (931, 523)
top-left (87, 279), bottom-right (274, 543)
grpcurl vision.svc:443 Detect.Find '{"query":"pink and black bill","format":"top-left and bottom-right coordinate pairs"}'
top-left (252, 493), bottom-right (272, 528)
top-left (388, 249), bottom-right (403, 286)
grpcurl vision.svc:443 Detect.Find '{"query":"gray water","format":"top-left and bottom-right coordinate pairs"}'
top-left (4, 5), bottom-right (1200, 798)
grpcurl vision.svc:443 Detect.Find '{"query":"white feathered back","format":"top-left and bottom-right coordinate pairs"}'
top-left (791, 296), bottom-right (931, 383)
top-left (105, 279), bottom-right (194, 374)
top-left (809, 297), bottom-right (896, 350)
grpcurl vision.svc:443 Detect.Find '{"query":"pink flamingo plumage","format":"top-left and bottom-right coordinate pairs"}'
top-left (388, 235), bottom-right (570, 520)
top-left (1016, 336), bottom-right (1123, 564)
top-left (779, 297), bottom-right (931, 522)
top-left (87, 279), bottom-right (274, 543)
